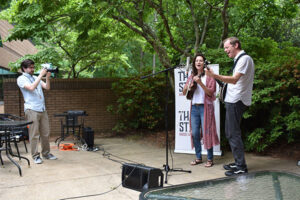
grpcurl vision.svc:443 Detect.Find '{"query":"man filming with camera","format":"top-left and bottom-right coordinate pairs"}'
top-left (17, 59), bottom-right (57, 164)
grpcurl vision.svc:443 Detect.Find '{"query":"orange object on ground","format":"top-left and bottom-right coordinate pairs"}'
top-left (59, 143), bottom-right (78, 151)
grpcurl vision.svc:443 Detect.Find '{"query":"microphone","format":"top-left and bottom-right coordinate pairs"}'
top-left (186, 57), bottom-right (191, 74)
top-left (204, 60), bottom-right (211, 70)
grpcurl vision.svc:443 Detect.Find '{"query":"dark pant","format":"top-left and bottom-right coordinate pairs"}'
top-left (225, 101), bottom-right (248, 169)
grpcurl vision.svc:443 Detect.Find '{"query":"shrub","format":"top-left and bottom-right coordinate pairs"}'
top-left (244, 38), bottom-right (300, 152)
top-left (107, 75), bottom-right (167, 132)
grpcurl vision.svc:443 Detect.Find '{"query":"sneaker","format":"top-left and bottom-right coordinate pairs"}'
top-left (223, 163), bottom-right (237, 170)
top-left (225, 168), bottom-right (248, 176)
top-left (34, 156), bottom-right (43, 164)
top-left (43, 153), bottom-right (57, 160)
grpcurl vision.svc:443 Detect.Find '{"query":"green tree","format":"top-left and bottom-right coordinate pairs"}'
top-left (3, 0), bottom-right (298, 77)
top-left (1, 0), bottom-right (299, 150)
top-left (229, 0), bottom-right (299, 45)
top-left (0, 0), bottom-right (9, 7)
top-left (241, 38), bottom-right (300, 152)
top-left (1, 0), bottom-right (133, 78)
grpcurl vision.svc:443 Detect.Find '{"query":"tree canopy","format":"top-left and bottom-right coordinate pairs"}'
top-left (0, 0), bottom-right (299, 152)
top-left (0, 0), bottom-right (299, 77)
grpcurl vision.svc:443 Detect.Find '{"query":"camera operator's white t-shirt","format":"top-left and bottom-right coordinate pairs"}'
top-left (17, 73), bottom-right (46, 112)
top-left (225, 50), bottom-right (255, 106)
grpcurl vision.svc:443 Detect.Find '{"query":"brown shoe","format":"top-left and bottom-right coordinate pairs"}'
top-left (190, 159), bottom-right (203, 165)
top-left (204, 160), bottom-right (214, 167)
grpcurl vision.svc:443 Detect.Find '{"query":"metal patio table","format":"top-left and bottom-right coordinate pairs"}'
top-left (0, 120), bottom-right (32, 176)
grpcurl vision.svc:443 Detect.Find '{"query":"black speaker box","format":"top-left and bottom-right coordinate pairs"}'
top-left (83, 127), bottom-right (94, 149)
top-left (122, 163), bottom-right (164, 191)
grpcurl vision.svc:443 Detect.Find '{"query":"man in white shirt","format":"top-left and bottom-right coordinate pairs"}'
top-left (17, 59), bottom-right (57, 164)
top-left (205, 37), bottom-right (254, 176)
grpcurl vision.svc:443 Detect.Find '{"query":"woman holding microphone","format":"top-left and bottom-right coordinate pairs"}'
top-left (183, 53), bottom-right (219, 167)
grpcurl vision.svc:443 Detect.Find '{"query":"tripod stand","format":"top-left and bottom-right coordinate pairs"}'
top-left (142, 65), bottom-right (191, 184)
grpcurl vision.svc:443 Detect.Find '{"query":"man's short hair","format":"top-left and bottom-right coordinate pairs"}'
top-left (21, 59), bottom-right (35, 72)
top-left (223, 37), bottom-right (241, 49)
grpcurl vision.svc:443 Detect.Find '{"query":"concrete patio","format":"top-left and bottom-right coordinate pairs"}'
top-left (0, 137), bottom-right (299, 200)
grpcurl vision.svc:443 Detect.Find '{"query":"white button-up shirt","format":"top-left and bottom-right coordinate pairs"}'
top-left (225, 50), bottom-right (255, 106)
top-left (17, 73), bottom-right (46, 112)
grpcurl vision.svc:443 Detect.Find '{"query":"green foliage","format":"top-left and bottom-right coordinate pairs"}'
top-left (8, 46), bottom-right (66, 78)
top-left (0, 0), bottom-right (299, 152)
top-left (230, 0), bottom-right (299, 46)
top-left (0, 0), bottom-right (9, 9)
top-left (1, 0), bottom-right (134, 78)
top-left (243, 37), bottom-right (300, 152)
top-left (246, 128), bottom-right (267, 152)
top-left (107, 74), bottom-right (167, 132)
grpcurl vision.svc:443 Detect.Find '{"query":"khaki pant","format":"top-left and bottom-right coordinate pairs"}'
top-left (25, 109), bottom-right (50, 159)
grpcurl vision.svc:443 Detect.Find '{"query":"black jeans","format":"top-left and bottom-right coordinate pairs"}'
top-left (225, 101), bottom-right (248, 169)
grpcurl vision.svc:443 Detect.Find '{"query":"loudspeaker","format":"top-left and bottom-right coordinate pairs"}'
top-left (83, 127), bottom-right (94, 150)
top-left (122, 163), bottom-right (163, 191)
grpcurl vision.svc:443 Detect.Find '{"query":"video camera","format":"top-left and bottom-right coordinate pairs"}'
top-left (41, 63), bottom-right (59, 73)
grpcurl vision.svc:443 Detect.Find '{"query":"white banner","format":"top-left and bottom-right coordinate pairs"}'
top-left (174, 64), bottom-right (222, 156)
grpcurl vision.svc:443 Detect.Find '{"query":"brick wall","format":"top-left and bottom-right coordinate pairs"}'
top-left (3, 78), bottom-right (118, 137)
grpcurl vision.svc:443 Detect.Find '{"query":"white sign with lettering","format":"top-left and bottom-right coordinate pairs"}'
top-left (174, 64), bottom-right (222, 155)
